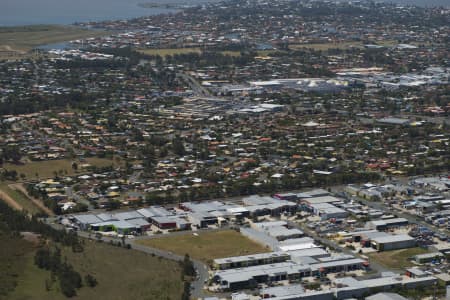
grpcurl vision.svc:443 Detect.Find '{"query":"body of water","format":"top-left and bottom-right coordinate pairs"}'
top-left (0, 0), bottom-right (177, 27)
top-left (0, 0), bottom-right (447, 27)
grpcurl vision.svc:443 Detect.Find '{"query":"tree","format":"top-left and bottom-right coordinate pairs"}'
top-left (181, 281), bottom-right (190, 300)
top-left (182, 254), bottom-right (196, 277)
top-left (172, 136), bottom-right (186, 156)
top-left (84, 274), bottom-right (98, 287)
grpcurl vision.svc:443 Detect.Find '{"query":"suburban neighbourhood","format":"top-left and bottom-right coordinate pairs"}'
top-left (0, 0), bottom-right (449, 299)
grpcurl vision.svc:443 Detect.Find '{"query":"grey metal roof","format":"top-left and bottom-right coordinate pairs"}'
top-left (73, 214), bottom-right (102, 225)
top-left (114, 211), bottom-right (143, 220)
top-left (214, 251), bottom-right (289, 265)
top-left (366, 292), bottom-right (409, 300)
top-left (371, 234), bottom-right (414, 244)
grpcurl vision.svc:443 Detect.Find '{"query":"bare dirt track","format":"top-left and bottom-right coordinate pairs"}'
top-left (10, 183), bottom-right (54, 216)
top-left (0, 189), bottom-right (23, 211)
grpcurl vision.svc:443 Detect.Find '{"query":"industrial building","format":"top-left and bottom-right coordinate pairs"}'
top-left (309, 202), bottom-right (348, 220)
top-left (366, 218), bottom-right (409, 230)
top-left (412, 252), bottom-right (444, 264)
top-left (213, 252), bottom-right (290, 270)
top-left (212, 258), bottom-right (366, 291)
top-left (370, 234), bottom-right (416, 251)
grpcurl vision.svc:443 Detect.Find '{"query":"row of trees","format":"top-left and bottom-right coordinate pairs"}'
top-left (0, 199), bottom-right (82, 248)
top-left (144, 170), bottom-right (382, 206)
top-left (181, 254), bottom-right (195, 300)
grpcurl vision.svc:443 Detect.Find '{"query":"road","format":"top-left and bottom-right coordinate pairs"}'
top-left (65, 185), bottom-right (94, 210)
top-left (177, 72), bottom-right (212, 97)
top-left (128, 171), bottom-right (142, 184)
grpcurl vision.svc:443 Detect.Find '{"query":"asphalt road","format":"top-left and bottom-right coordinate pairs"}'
top-left (177, 72), bottom-right (212, 97)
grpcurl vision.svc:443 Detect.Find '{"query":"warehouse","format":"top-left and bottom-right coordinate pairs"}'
top-left (265, 226), bottom-right (304, 241)
top-left (309, 203), bottom-right (348, 220)
top-left (276, 237), bottom-right (320, 252)
top-left (240, 227), bottom-right (279, 250)
top-left (289, 248), bottom-right (330, 260)
top-left (334, 275), bottom-right (436, 299)
top-left (213, 258), bottom-right (367, 291)
top-left (188, 211), bottom-right (218, 228)
top-left (260, 284), bottom-right (334, 300)
top-left (310, 258), bottom-right (366, 275)
top-left (412, 252), bottom-right (444, 264)
top-left (114, 211), bottom-right (143, 221)
top-left (137, 206), bottom-right (174, 219)
top-left (301, 195), bottom-right (342, 205)
top-left (273, 192), bottom-right (299, 201)
top-left (151, 216), bottom-right (177, 229)
top-left (252, 221), bottom-right (304, 241)
top-left (243, 196), bottom-right (297, 217)
top-left (213, 252), bottom-right (290, 270)
top-left (125, 217), bottom-right (151, 231)
top-left (370, 234), bottom-right (416, 251)
top-left (90, 220), bottom-right (137, 234)
top-left (72, 214), bottom-right (102, 230)
top-left (365, 218), bottom-right (409, 230)
top-left (212, 261), bottom-right (312, 290)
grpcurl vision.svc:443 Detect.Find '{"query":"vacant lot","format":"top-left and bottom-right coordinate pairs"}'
top-left (368, 247), bottom-right (429, 270)
top-left (0, 25), bottom-right (106, 58)
top-left (3, 157), bottom-right (120, 180)
top-left (9, 240), bottom-right (183, 300)
top-left (139, 47), bottom-right (202, 57)
top-left (138, 230), bottom-right (269, 262)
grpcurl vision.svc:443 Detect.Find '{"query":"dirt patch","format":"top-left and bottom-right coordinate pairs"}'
top-left (0, 189), bottom-right (23, 211)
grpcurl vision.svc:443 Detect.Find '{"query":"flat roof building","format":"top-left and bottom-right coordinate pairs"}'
top-left (213, 252), bottom-right (290, 270)
top-left (370, 234), bottom-right (416, 251)
top-left (366, 218), bottom-right (409, 230)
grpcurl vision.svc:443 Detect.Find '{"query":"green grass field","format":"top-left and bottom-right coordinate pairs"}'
top-left (139, 47), bottom-right (202, 56)
top-left (0, 25), bottom-right (105, 56)
top-left (3, 157), bottom-right (120, 180)
top-left (8, 240), bottom-right (183, 300)
top-left (368, 247), bottom-right (429, 270)
top-left (137, 230), bottom-right (269, 263)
